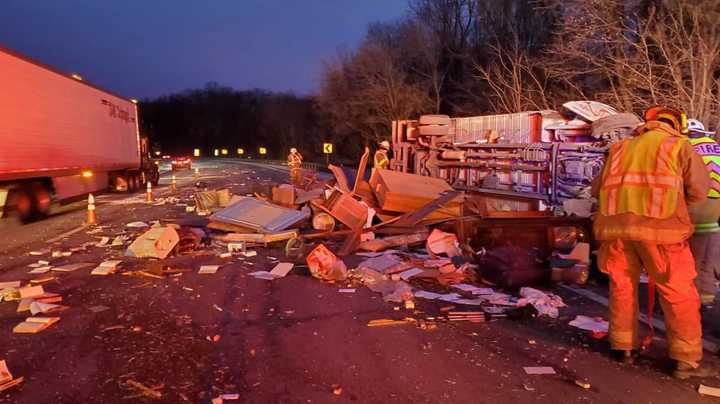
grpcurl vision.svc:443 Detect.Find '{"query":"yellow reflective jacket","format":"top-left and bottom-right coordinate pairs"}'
top-left (689, 136), bottom-right (720, 198)
top-left (374, 149), bottom-right (389, 169)
top-left (593, 121), bottom-right (709, 243)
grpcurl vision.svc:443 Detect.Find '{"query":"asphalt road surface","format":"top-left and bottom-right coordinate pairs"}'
top-left (1, 160), bottom-right (718, 403)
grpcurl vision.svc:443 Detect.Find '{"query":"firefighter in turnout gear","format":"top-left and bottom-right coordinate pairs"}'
top-left (592, 106), bottom-right (715, 379)
top-left (686, 118), bottom-right (720, 306)
top-left (374, 140), bottom-right (390, 169)
top-left (288, 147), bottom-right (303, 185)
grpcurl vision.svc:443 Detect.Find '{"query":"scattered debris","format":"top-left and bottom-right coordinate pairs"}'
top-left (198, 265), bottom-right (220, 274)
top-left (306, 244), bottom-right (347, 281)
top-left (523, 366), bottom-right (556, 375)
top-left (269, 262), bottom-right (294, 278)
top-left (699, 384), bottom-right (720, 398)
top-left (568, 315), bottom-right (609, 333)
top-left (91, 260), bottom-right (122, 275)
top-left (0, 360), bottom-right (23, 392)
top-left (517, 287), bottom-right (566, 318)
top-left (126, 227), bottom-right (180, 259)
top-left (13, 316), bottom-right (60, 333)
top-left (125, 379), bottom-right (163, 399)
top-left (51, 262), bottom-right (94, 272)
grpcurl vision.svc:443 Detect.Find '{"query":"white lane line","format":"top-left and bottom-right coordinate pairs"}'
top-left (46, 224), bottom-right (87, 243)
top-left (560, 284), bottom-right (719, 353)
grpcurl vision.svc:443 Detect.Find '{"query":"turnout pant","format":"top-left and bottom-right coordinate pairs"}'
top-left (598, 240), bottom-right (702, 363)
top-left (690, 233), bottom-right (720, 304)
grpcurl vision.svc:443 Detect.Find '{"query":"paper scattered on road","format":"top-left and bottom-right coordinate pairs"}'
top-left (198, 265), bottom-right (220, 274)
top-left (18, 285), bottom-right (44, 299)
top-left (568, 315), bottom-right (609, 333)
top-left (52, 263), bottom-right (94, 273)
top-left (398, 268), bottom-right (423, 280)
top-left (0, 281), bottom-right (22, 289)
top-left (338, 288), bottom-right (356, 293)
top-left (126, 221), bottom-right (149, 228)
top-left (240, 250), bottom-right (257, 258)
top-left (13, 316), bottom-right (60, 333)
top-left (29, 301), bottom-right (68, 315)
top-left (524, 366), bottom-right (556, 375)
top-left (96, 237), bottom-right (110, 247)
top-left (699, 384), bottom-right (720, 397)
top-left (414, 290), bottom-right (443, 300)
top-left (269, 263), bottom-right (294, 278)
top-left (92, 260), bottom-right (122, 276)
top-left (88, 305), bottom-right (110, 313)
top-left (248, 271), bottom-right (276, 280)
top-left (28, 266), bottom-right (52, 274)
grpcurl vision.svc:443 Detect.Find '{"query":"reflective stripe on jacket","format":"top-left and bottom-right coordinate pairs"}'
top-left (689, 136), bottom-right (720, 198)
top-left (599, 128), bottom-right (685, 219)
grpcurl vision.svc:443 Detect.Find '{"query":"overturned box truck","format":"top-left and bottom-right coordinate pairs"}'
top-left (0, 47), bottom-right (159, 222)
top-left (389, 102), bottom-right (642, 274)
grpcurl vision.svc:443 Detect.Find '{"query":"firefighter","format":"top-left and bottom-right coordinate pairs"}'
top-left (374, 140), bottom-right (390, 169)
top-left (592, 106), bottom-right (714, 379)
top-left (287, 147), bottom-right (303, 185)
top-left (686, 118), bottom-right (720, 307)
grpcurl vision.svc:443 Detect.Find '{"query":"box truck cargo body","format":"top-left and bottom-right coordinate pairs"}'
top-left (0, 47), bottom-right (158, 222)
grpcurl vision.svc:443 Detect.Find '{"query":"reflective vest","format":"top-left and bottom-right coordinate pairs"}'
top-left (374, 150), bottom-right (389, 169)
top-left (287, 152), bottom-right (302, 169)
top-left (599, 130), bottom-right (686, 219)
top-left (689, 136), bottom-right (720, 198)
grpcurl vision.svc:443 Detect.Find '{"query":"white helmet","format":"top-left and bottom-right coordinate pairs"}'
top-left (379, 140), bottom-right (390, 149)
top-left (290, 147), bottom-right (297, 153)
top-left (687, 119), bottom-right (714, 135)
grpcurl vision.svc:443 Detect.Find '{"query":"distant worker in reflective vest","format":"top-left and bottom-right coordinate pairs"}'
top-left (288, 147), bottom-right (303, 185)
top-left (592, 106), bottom-right (714, 379)
top-left (686, 118), bottom-right (720, 307)
top-left (374, 140), bottom-right (390, 169)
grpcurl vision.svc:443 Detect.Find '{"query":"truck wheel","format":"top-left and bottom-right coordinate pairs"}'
top-left (9, 187), bottom-right (34, 223)
top-left (31, 182), bottom-right (52, 219)
top-left (128, 175), bottom-right (138, 192)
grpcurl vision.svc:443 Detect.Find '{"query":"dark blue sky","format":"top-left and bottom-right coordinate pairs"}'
top-left (1, 0), bottom-right (409, 99)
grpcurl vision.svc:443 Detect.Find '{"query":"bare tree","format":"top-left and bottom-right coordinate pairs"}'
top-left (547, 0), bottom-right (720, 128)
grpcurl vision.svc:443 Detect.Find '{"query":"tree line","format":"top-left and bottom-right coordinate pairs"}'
top-left (141, 0), bottom-right (720, 162)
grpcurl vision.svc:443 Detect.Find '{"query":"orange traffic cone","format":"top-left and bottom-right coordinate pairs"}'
top-left (86, 193), bottom-right (97, 225)
top-left (146, 181), bottom-right (153, 203)
top-left (171, 175), bottom-right (177, 193)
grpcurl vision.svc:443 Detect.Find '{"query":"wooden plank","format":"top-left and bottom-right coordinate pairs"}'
top-left (352, 147), bottom-right (370, 194)
top-left (328, 164), bottom-right (351, 193)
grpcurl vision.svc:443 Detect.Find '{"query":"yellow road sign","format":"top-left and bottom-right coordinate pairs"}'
top-left (259, 147), bottom-right (267, 155)
top-left (323, 143), bottom-right (333, 154)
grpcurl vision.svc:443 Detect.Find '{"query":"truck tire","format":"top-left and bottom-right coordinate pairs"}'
top-left (128, 174), bottom-right (139, 193)
top-left (9, 186), bottom-right (34, 223)
top-left (31, 182), bottom-right (51, 219)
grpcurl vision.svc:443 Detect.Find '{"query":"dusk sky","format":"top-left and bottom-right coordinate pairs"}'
top-left (1, 0), bottom-right (409, 99)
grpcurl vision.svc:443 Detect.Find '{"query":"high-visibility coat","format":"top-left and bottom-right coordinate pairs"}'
top-left (689, 136), bottom-right (720, 199)
top-left (599, 126), bottom-right (686, 219)
top-left (287, 152), bottom-right (302, 169)
top-left (374, 149), bottom-right (389, 169)
top-left (593, 121), bottom-right (709, 243)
